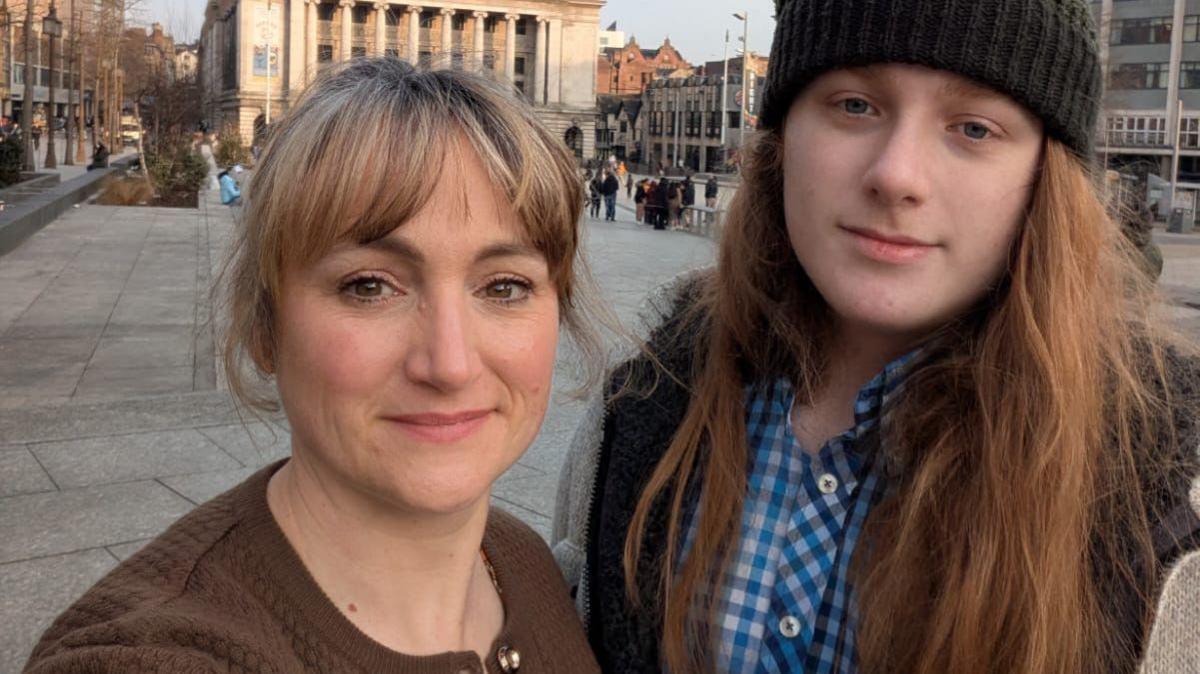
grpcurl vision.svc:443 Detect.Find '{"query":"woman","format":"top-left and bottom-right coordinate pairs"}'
top-left (218, 167), bottom-right (241, 206)
top-left (634, 179), bottom-right (647, 224)
top-left (553, 1), bottom-right (1200, 673)
top-left (27, 58), bottom-right (601, 674)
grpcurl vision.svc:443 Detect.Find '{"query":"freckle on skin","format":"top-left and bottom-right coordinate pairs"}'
top-left (348, 603), bottom-right (358, 613)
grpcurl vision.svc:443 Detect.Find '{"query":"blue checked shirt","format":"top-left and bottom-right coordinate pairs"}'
top-left (688, 353), bottom-right (915, 674)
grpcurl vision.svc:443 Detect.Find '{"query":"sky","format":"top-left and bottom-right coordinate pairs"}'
top-left (141, 0), bottom-right (777, 61)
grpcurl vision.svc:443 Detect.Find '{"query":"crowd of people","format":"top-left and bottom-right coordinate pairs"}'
top-left (586, 167), bottom-right (724, 231)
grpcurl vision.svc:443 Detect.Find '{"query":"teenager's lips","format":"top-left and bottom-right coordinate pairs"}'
top-left (840, 225), bottom-right (940, 265)
top-left (382, 409), bottom-right (493, 444)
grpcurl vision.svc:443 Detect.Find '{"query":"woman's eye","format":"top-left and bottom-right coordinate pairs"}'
top-left (840, 98), bottom-right (873, 115)
top-left (342, 277), bottom-right (398, 301)
top-left (961, 122), bottom-right (993, 141)
top-left (481, 279), bottom-right (532, 302)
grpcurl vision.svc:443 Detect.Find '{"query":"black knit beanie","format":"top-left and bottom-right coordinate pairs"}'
top-left (761, 0), bottom-right (1102, 159)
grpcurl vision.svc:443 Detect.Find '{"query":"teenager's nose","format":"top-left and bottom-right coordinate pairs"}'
top-left (861, 118), bottom-right (932, 209)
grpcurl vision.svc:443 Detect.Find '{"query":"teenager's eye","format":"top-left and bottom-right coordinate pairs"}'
top-left (840, 98), bottom-right (874, 115)
top-left (341, 276), bottom-right (399, 302)
top-left (960, 122), bottom-right (993, 141)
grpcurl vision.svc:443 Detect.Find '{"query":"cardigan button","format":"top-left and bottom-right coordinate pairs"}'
top-left (497, 645), bottom-right (521, 672)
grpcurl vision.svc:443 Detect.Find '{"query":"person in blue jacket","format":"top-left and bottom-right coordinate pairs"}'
top-left (219, 167), bottom-right (242, 206)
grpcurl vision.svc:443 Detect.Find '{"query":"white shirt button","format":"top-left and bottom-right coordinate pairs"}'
top-left (817, 473), bottom-right (839, 494)
top-left (779, 615), bottom-right (802, 639)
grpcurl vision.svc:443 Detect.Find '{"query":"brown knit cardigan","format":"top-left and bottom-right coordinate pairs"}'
top-left (24, 461), bottom-right (600, 674)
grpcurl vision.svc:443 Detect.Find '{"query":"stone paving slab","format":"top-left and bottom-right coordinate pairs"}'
top-left (0, 549), bottom-right (117, 672)
top-left (30, 429), bottom-right (243, 490)
top-left (0, 446), bottom-right (56, 498)
top-left (0, 479), bottom-right (195, 564)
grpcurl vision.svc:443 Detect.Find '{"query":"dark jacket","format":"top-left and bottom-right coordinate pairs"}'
top-left (602, 174), bottom-right (620, 197)
top-left (558, 274), bottom-right (1200, 674)
top-left (682, 180), bottom-right (696, 206)
top-left (634, 184), bottom-right (646, 204)
top-left (705, 177), bottom-right (719, 200)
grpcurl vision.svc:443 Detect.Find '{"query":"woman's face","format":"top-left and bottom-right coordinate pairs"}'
top-left (782, 64), bottom-right (1044, 342)
top-left (273, 145), bottom-right (560, 517)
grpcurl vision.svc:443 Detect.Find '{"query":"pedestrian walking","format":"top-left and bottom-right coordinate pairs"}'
top-left (648, 179), bottom-right (666, 230)
top-left (634, 179), bottom-right (647, 223)
top-left (587, 171), bottom-right (602, 219)
top-left (602, 169), bottom-right (620, 221)
top-left (666, 180), bottom-right (683, 230)
top-left (553, 1), bottom-right (1200, 673)
top-left (681, 176), bottom-right (696, 229)
top-left (626, 173), bottom-right (634, 200)
top-left (705, 174), bottom-right (720, 224)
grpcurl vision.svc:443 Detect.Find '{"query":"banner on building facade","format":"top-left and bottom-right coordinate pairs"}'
top-left (253, 1), bottom-right (282, 77)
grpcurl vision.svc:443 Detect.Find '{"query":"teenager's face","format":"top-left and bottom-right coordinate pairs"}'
top-left (782, 64), bottom-right (1044, 343)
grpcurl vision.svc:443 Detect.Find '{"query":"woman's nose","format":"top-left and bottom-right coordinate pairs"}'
top-left (403, 292), bottom-right (483, 393)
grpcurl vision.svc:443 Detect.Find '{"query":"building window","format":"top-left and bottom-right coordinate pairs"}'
top-left (420, 11), bottom-right (434, 28)
top-left (317, 3), bottom-right (336, 21)
top-left (516, 17), bottom-right (527, 35)
top-left (514, 56), bottom-right (526, 75)
top-left (1109, 62), bottom-right (1169, 90)
top-left (1110, 17), bottom-right (1172, 45)
top-left (1186, 16), bottom-right (1200, 42)
top-left (1105, 114), bottom-right (1167, 147)
top-left (1182, 118), bottom-right (1200, 149)
top-left (453, 14), bottom-right (467, 31)
top-left (385, 48), bottom-right (400, 58)
top-left (728, 111), bottom-right (741, 129)
top-left (1182, 62), bottom-right (1200, 88)
top-left (483, 53), bottom-right (497, 70)
top-left (452, 52), bottom-right (464, 70)
top-left (352, 5), bottom-right (369, 23)
top-left (419, 50), bottom-right (432, 66)
top-left (515, 79), bottom-right (525, 93)
top-left (386, 8), bottom-right (400, 26)
top-left (620, 120), bottom-right (628, 132)
top-left (485, 17), bottom-right (497, 33)
top-left (318, 44), bottom-right (333, 62)
top-left (352, 46), bottom-right (366, 57)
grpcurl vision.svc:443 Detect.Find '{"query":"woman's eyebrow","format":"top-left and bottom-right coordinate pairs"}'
top-left (475, 242), bottom-right (543, 264)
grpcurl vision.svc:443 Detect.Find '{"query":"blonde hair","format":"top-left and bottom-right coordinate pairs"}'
top-left (220, 58), bottom-right (599, 410)
top-left (626, 131), bottom-right (1197, 673)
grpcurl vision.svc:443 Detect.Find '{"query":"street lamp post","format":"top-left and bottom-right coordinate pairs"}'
top-left (43, 1), bottom-right (60, 169)
top-left (265, 0), bottom-right (272, 127)
top-left (20, 0), bottom-right (33, 170)
top-left (733, 11), bottom-right (749, 140)
top-left (720, 29), bottom-right (729, 170)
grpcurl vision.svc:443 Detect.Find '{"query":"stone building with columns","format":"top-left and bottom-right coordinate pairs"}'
top-left (199, 0), bottom-right (602, 160)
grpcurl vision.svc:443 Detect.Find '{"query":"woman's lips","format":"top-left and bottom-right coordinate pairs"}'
top-left (841, 225), bottom-right (939, 265)
top-left (383, 410), bottom-right (492, 443)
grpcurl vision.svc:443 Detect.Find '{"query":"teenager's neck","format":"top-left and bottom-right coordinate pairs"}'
top-left (266, 452), bottom-right (503, 659)
top-left (792, 320), bottom-right (921, 454)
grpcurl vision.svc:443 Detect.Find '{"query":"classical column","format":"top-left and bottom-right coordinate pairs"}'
top-left (288, 0), bottom-right (306, 93)
top-left (374, 2), bottom-right (389, 55)
top-left (407, 6), bottom-right (422, 64)
top-left (472, 11), bottom-right (487, 71)
top-left (306, 0), bottom-right (318, 80)
top-left (439, 8), bottom-right (454, 56)
top-left (534, 17), bottom-right (548, 104)
top-left (547, 18), bottom-right (562, 104)
top-left (504, 14), bottom-right (518, 80)
top-left (339, 0), bottom-right (354, 60)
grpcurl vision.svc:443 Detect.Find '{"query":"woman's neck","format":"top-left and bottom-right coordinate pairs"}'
top-left (266, 452), bottom-right (503, 659)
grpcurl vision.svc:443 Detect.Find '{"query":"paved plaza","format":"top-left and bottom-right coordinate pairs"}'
top-left (2, 185), bottom-right (1200, 673)
top-left (0, 187), bottom-right (715, 672)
